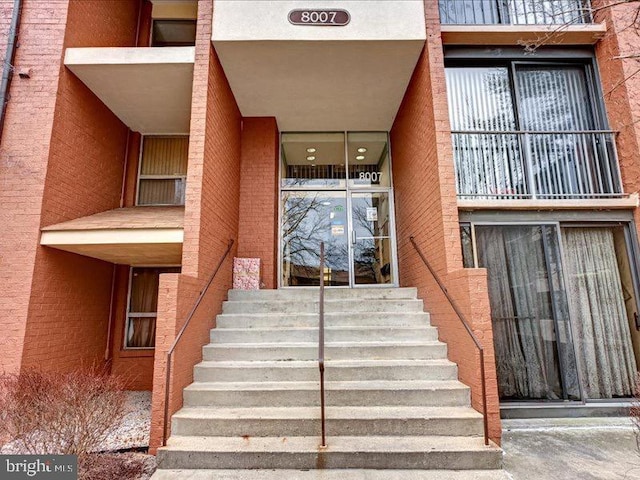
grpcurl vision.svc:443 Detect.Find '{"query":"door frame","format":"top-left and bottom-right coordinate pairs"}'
top-left (277, 131), bottom-right (399, 288)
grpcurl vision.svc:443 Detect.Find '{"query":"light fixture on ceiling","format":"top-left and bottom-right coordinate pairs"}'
top-left (357, 147), bottom-right (367, 153)
top-left (306, 147), bottom-right (317, 153)
top-left (306, 156), bottom-right (316, 161)
top-left (355, 155), bottom-right (365, 160)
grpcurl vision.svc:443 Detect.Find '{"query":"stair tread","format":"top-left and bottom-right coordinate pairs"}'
top-left (151, 469), bottom-right (510, 480)
top-left (173, 406), bottom-right (483, 420)
top-left (185, 380), bottom-right (468, 391)
top-left (205, 341), bottom-right (444, 348)
top-left (196, 359), bottom-right (456, 368)
top-left (214, 326), bottom-right (436, 332)
top-left (163, 435), bottom-right (499, 453)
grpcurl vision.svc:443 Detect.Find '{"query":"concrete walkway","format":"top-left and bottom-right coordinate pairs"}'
top-left (502, 418), bottom-right (640, 480)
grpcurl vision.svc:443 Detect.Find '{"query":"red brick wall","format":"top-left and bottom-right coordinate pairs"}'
top-left (390, 1), bottom-right (501, 443)
top-left (594, 2), bottom-right (640, 318)
top-left (0, 0), bottom-right (14, 74)
top-left (594, 1), bottom-right (640, 195)
top-left (19, 0), bottom-right (139, 372)
top-left (150, 0), bottom-right (242, 451)
top-left (238, 117), bottom-right (279, 288)
top-left (0, 0), bottom-right (71, 374)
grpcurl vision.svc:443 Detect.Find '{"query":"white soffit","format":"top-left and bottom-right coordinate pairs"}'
top-left (64, 47), bottom-right (195, 134)
top-left (212, 1), bottom-right (426, 131)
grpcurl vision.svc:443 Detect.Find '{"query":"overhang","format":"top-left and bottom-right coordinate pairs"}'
top-left (440, 23), bottom-right (607, 46)
top-left (40, 207), bottom-right (184, 265)
top-left (64, 47), bottom-right (195, 134)
top-left (211, 1), bottom-right (426, 131)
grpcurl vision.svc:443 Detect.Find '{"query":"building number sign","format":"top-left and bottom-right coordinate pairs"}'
top-left (288, 9), bottom-right (350, 26)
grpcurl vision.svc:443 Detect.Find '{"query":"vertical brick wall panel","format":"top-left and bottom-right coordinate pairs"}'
top-left (390, 1), bottom-right (501, 443)
top-left (20, 0), bottom-right (139, 371)
top-left (0, 0), bottom-right (70, 373)
top-left (149, 0), bottom-right (242, 451)
top-left (238, 117), bottom-right (279, 289)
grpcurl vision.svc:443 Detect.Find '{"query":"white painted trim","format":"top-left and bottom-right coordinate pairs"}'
top-left (40, 228), bottom-right (184, 246)
top-left (457, 195), bottom-right (639, 211)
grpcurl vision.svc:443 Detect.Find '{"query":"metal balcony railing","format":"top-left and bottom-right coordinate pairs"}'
top-left (439, 0), bottom-right (593, 25)
top-left (452, 131), bottom-right (623, 200)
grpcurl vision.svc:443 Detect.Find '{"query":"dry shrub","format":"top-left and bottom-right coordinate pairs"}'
top-left (78, 453), bottom-right (155, 480)
top-left (0, 366), bottom-right (127, 455)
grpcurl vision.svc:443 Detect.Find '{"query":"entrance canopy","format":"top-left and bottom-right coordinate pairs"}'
top-left (212, 1), bottom-right (426, 131)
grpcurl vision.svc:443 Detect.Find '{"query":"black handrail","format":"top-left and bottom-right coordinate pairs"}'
top-left (409, 236), bottom-right (489, 446)
top-left (162, 239), bottom-right (235, 446)
top-left (318, 242), bottom-right (327, 447)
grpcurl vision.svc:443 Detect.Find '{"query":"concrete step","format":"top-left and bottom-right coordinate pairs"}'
top-left (151, 469), bottom-right (511, 480)
top-left (222, 299), bottom-right (424, 314)
top-left (170, 406), bottom-right (484, 437)
top-left (193, 359), bottom-right (458, 382)
top-left (157, 435), bottom-right (502, 470)
top-left (215, 312), bottom-right (431, 329)
top-left (183, 380), bottom-right (470, 408)
top-left (228, 287), bottom-right (418, 302)
top-left (202, 341), bottom-right (448, 361)
top-left (211, 326), bottom-right (438, 343)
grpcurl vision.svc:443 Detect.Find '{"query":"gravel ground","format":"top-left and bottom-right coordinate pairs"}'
top-left (101, 390), bottom-right (152, 452)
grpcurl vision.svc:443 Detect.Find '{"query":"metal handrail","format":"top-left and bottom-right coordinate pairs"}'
top-left (318, 242), bottom-right (327, 448)
top-left (409, 236), bottom-right (489, 446)
top-left (162, 239), bottom-right (235, 446)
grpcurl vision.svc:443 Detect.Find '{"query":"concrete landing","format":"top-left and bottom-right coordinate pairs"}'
top-left (152, 469), bottom-right (512, 480)
top-left (502, 418), bottom-right (640, 480)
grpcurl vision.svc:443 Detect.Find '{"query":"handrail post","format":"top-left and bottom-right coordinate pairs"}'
top-left (162, 239), bottom-right (235, 447)
top-left (319, 242), bottom-right (326, 448)
top-left (409, 236), bottom-right (489, 446)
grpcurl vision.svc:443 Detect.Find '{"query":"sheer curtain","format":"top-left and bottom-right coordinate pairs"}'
top-left (561, 227), bottom-right (637, 398)
top-left (477, 226), bottom-right (565, 399)
top-left (128, 269), bottom-right (161, 348)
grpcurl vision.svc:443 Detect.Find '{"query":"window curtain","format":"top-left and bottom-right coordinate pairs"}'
top-left (561, 227), bottom-right (637, 398)
top-left (477, 226), bottom-right (568, 400)
top-left (128, 270), bottom-right (161, 348)
top-left (139, 137), bottom-right (188, 205)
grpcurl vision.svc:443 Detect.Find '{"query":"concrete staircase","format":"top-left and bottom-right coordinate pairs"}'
top-left (153, 287), bottom-right (505, 479)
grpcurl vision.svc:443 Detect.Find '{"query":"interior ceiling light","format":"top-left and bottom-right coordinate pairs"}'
top-left (306, 156), bottom-right (316, 161)
top-left (355, 155), bottom-right (365, 160)
top-left (357, 147), bottom-right (367, 153)
top-left (306, 147), bottom-right (317, 153)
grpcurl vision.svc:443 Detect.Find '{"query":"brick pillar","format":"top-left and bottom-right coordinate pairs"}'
top-left (390, 0), bottom-right (501, 443)
top-left (238, 117), bottom-right (279, 289)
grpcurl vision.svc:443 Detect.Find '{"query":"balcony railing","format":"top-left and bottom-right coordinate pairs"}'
top-left (439, 0), bottom-right (593, 25)
top-left (452, 131), bottom-right (623, 200)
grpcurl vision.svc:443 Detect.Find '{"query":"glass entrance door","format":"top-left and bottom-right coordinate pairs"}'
top-left (280, 132), bottom-right (397, 287)
top-left (350, 191), bottom-right (394, 285)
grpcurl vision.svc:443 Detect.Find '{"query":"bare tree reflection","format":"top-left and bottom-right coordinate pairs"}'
top-left (281, 192), bottom-right (349, 286)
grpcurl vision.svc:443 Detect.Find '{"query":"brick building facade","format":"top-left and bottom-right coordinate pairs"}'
top-left (1, 0), bottom-right (639, 460)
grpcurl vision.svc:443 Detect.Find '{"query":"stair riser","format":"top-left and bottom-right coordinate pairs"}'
top-left (193, 365), bottom-right (458, 382)
top-left (210, 329), bottom-right (438, 343)
top-left (215, 313), bottom-right (431, 329)
top-left (222, 300), bottom-right (424, 314)
top-left (202, 344), bottom-right (447, 361)
top-left (157, 450), bottom-right (502, 470)
top-left (228, 288), bottom-right (418, 302)
top-left (171, 417), bottom-right (484, 438)
top-left (183, 388), bottom-right (470, 408)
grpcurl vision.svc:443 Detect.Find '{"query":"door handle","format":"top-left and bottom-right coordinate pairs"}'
top-left (351, 230), bottom-right (356, 245)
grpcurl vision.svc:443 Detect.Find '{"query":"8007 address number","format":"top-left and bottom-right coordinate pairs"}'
top-left (288, 9), bottom-right (350, 26)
